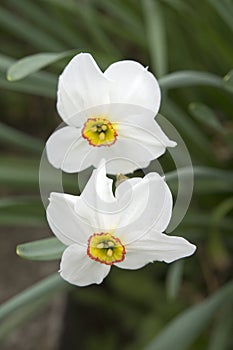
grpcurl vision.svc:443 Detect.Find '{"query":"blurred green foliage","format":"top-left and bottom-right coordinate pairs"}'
top-left (0, 0), bottom-right (232, 349)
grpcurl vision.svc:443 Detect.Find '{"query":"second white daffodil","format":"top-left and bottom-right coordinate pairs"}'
top-left (46, 53), bottom-right (176, 174)
top-left (46, 161), bottom-right (196, 286)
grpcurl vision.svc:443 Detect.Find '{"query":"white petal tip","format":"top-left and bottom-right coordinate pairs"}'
top-left (189, 243), bottom-right (197, 256)
top-left (168, 140), bottom-right (177, 148)
top-left (59, 271), bottom-right (104, 287)
top-left (174, 242), bottom-right (197, 262)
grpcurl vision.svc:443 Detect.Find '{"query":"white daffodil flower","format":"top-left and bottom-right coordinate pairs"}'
top-left (46, 53), bottom-right (176, 174)
top-left (46, 161), bottom-right (196, 287)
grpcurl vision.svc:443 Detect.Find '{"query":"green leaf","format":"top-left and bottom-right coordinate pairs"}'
top-left (97, 0), bottom-right (144, 35)
top-left (142, 0), bottom-right (167, 77)
top-left (75, 2), bottom-right (122, 58)
top-left (159, 71), bottom-right (231, 91)
top-left (17, 237), bottom-right (66, 261)
top-left (223, 70), bottom-right (233, 93)
top-left (144, 281), bottom-right (233, 350)
top-left (0, 213), bottom-right (45, 227)
top-left (189, 103), bottom-right (223, 132)
top-left (0, 156), bottom-right (41, 190)
top-left (166, 260), bottom-right (184, 300)
top-left (160, 0), bottom-right (193, 13)
top-left (0, 274), bottom-right (67, 321)
top-left (0, 274), bottom-right (69, 342)
top-left (0, 54), bottom-right (56, 98)
top-left (160, 100), bottom-right (214, 164)
top-left (208, 198), bottom-right (233, 267)
top-left (0, 196), bottom-right (45, 226)
top-left (166, 166), bottom-right (233, 194)
top-left (180, 211), bottom-right (233, 233)
top-left (7, 50), bottom-right (77, 81)
top-left (0, 75), bottom-right (56, 98)
top-left (0, 122), bottom-right (43, 153)
top-left (208, 307), bottom-right (233, 350)
top-left (208, 0), bottom-right (233, 33)
top-left (0, 5), bottom-right (65, 51)
top-left (8, 0), bottom-right (80, 48)
top-left (0, 155), bottom-right (77, 192)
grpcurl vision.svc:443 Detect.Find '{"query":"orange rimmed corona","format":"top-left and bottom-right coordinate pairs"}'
top-left (82, 117), bottom-right (118, 147)
top-left (87, 232), bottom-right (125, 265)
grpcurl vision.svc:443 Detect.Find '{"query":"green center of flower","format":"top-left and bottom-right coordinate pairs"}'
top-left (87, 233), bottom-right (125, 265)
top-left (82, 117), bottom-right (118, 147)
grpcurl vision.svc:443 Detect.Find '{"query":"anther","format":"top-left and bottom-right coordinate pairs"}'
top-left (90, 126), bottom-right (97, 132)
top-left (101, 124), bottom-right (107, 131)
top-left (107, 249), bottom-right (113, 257)
top-left (99, 132), bottom-right (105, 140)
top-left (107, 241), bottom-right (115, 248)
top-left (97, 243), bottom-right (104, 249)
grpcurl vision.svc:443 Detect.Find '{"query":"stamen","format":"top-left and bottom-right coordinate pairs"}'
top-left (107, 249), bottom-right (113, 257)
top-left (99, 132), bottom-right (105, 140)
top-left (96, 243), bottom-right (105, 249)
top-left (90, 126), bottom-right (97, 132)
top-left (107, 241), bottom-right (115, 248)
top-left (101, 124), bottom-right (107, 131)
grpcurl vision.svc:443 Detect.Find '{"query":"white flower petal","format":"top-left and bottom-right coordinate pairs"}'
top-left (144, 173), bottom-right (173, 233)
top-left (118, 116), bottom-right (176, 149)
top-left (58, 102), bottom-right (157, 129)
top-left (89, 139), bottom-right (154, 175)
top-left (104, 60), bottom-right (161, 113)
top-left (46, 192), bottom-right (93, 245)
top-left (116, 231), bottom-right (196, 269)
top-left (57, 53), bottom-right (111, 125)
top-left (115, 177), bottom-right (142, 199)
top-left (81, 159), bottom-right (116, 204)
top-left (115, 173), bottom-right (172, 243)
top-left (46, 126), bottom-right (97, 173)
top-left (57, 81), bottom-right (81, 126)
top-left (74, 161), bottom-right (121, 231)
top-left (60, 244), bottom-right (111, 286)
top-left (74, 104), bottom-right (175, 175)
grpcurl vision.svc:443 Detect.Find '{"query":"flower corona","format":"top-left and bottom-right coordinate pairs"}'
top-left (82, 117), bottom-right (118, 147)
top-left (87, 233), bottom-right (126, 265)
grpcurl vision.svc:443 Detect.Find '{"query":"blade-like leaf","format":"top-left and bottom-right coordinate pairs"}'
top-left (0, 122), bottom-right (43, 153)
top-left (0, 54), bottom-right (56, 98)
top-left (208, 0), bottom-right (233, 33)
top-left (166, 166), bottom-right (233, 194)
top-left (160, 100), bottom-right (214, 163)
top-left (0, 274), bottom-right (69, 341)
top-left (0, 155), bottom-right (77, 192)
top-left (143, 0), bottom-right (167, 77)
top-left (0, 5), bottom-right (64, 51)
top-left (17, 237), bottom-right (66, 261)
top-left (0, 274), bottom-right (68, 322)
top-left (0, 213), bottom-right (45, 227)
top-left (0, 196), bottom-right (45, 226)
top-left (189, 103), bottom-right (223, 132)
top-left (223, 70), bottom-right (233, 93)
top-left (166, 260), bottom-right (184, 300)
top-left (159, 71), bottom-right (231, 92)
top-left (8, 0), bottom-right (80, 48)
top-left (7, 50), bottom-right (77, 81)
top-left (145, 281), bottom-right (233, 350)
top-left (208, 308), bottom-right (233, 350)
